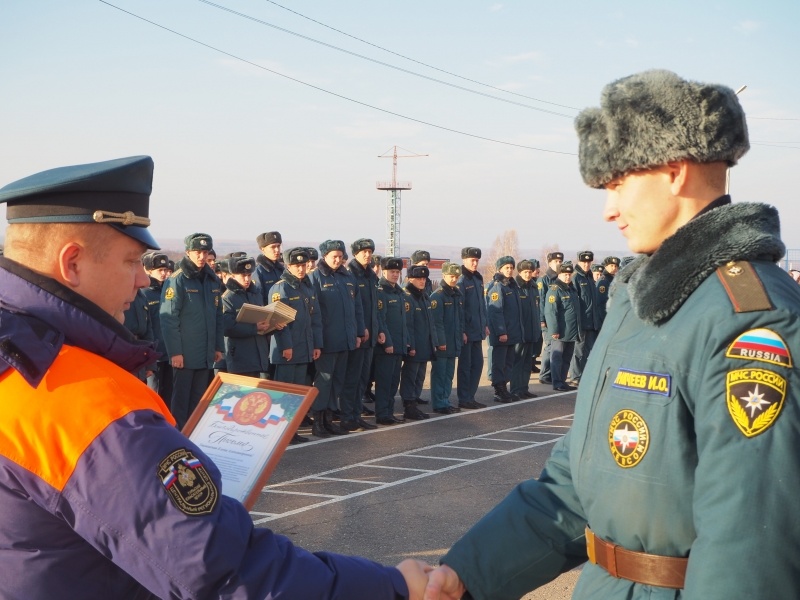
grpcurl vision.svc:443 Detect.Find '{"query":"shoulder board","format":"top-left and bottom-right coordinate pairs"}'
top-left (549, 284), bottom-right (558, 290)
top-left (716, 261), bottom-right (773, 313)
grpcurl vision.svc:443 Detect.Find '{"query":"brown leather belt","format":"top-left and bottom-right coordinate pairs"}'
top-left (585, 526), bottom-right (688, 589)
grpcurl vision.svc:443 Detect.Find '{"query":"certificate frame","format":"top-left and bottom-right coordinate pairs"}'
top-left (182, 373), bottom-right (318, 510)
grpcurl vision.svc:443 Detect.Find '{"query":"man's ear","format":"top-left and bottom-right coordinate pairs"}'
top-left (57, 242), bottom-right (85, 288)
top-left (666, 160), bottom-right (690, 195)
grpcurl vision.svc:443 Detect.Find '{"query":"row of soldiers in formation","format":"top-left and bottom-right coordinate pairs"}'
top-left (122, 230), bottom-right (627, 440)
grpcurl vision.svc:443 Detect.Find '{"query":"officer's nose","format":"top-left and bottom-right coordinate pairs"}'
top-left (603, 191), bottom-right (620, 223)
top-left (135, 265), bottom-right (150, 289)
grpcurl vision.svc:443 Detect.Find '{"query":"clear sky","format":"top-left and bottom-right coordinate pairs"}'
top-left (2, 1), bottom-right (799, 256)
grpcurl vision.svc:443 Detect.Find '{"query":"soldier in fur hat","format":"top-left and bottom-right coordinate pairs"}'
top-left (427, 70), bottom-right (800, 599)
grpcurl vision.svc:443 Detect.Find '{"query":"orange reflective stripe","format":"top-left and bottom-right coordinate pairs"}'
top-left (0, 345), bottom-right (175, 492)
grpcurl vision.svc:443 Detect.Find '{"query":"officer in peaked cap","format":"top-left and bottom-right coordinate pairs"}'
top-left (569, 250), bottom-right (601, 386)
top-left (456, 247), bottom-right (488, 409)
top-left (0, 155), bottom-right (160, 251)
top-left (160, 231), bottom-right (224, 429)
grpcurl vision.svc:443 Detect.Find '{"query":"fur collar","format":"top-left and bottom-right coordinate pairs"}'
top-left (617, 202), bottom-right (784, 325)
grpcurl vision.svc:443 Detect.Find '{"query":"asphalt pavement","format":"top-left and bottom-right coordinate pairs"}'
top-left (251, 361), bottom-right (582, 598)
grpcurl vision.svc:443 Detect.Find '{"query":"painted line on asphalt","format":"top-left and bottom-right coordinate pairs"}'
top-left (250, 412), bottom-right (572, 524)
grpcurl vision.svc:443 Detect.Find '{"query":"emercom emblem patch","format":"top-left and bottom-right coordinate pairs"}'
top-left (726, 328), bottom-right (792, 368)
top-left (726, 369), bottom-right (786, 438)
top-left (608, 409), bottom-right (649, 468)
top-left (158, 449), bottom-right (218, 516)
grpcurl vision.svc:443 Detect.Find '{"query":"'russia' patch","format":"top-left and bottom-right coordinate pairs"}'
top-left (612, 368), bottom-right (671, 397)
top-left (726, 368), bottom-right (786, 438)
top-left (158, 448), bottom-right (218, 516)
top-left (608, 409), bottom-right (649, 468)
top-left (726, 328), bottom-right (792, 368)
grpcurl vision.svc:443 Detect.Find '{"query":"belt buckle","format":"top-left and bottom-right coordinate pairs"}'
top-left (585, 527), bottom-right (597, 565)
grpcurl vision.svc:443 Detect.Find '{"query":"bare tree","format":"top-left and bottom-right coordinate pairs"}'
top-left (483, 229), bottom-right (519, 280)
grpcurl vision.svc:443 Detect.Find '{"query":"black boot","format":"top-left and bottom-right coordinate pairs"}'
top-left (493, 384), bottom-right (513, 403)
top-left (311, 410), bottom-right (331, 438)
top-left (323, 410), bottom-right (349, 435)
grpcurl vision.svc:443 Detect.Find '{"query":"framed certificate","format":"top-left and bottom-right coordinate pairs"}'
top-left (182, 373), bottom-right (318, 510)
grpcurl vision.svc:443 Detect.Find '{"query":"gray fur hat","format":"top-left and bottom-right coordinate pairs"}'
top-left (575, 70), bottom-right (749, 189)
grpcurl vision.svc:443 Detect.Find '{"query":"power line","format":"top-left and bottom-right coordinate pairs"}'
top-left (97, 1), bottom-right (576, 156)
top-left (260, 0), bottom-right (581, 112)
top-left (193, 0), bottom-right (575, 119)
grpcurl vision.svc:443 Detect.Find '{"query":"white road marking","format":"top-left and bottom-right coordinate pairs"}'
top-left (251, 413), bottom-right (572, 524)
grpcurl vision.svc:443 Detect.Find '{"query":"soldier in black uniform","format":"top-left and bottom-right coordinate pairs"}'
top-left (123, 268), bottom-right (154, 382)
top-left (373, 257), bottom-right (408, 425)
top-left (537, 251), bottom-right (563, 385)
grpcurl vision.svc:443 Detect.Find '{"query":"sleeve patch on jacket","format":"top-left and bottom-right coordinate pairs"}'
top-left (726, 369), bottom-right (786, 438)
top-left (725, 328), bottom-right (792, 368)
top-left (272, 292), bottom-right (281, 303)
top-left (490, 292), bottom-right (499, 302)
top-left (158, 449), bottom-right (219, 516)
top-left (164, 287), bottom-right (175, 300)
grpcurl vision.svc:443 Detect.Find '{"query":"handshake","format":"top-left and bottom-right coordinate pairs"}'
top-left (396, 560), bottom-right (466, 600)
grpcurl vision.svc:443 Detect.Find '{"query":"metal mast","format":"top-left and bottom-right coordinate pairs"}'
top-left (376, 146), bottom-right (427, 257)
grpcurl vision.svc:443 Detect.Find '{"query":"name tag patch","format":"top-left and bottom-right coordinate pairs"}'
top-left (612, 368), bottom-right (671, 396)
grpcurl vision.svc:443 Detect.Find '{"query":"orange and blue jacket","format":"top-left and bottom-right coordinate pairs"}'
top-left (0, 257), bottom-right (407, 600)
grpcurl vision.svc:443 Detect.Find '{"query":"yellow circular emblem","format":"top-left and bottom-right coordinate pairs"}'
top-left (599, 285), bottom-right (606, 294)
top-left (491, 292), bottom-right (499, 302)
top-left (548, 295), bottom-right (556, 303)
top-left (377, 299), bottom-right (384, 310)
top-left (430, 300), bottom-right (437, 309)
top-left (272, 293), bottom-right (281, 303)
top-left (164, 287), bottom-right (175, 300)
top-left (405, 302), bottom-right (410, 312)
top-left (608, 409), bottom-right (649, 468)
